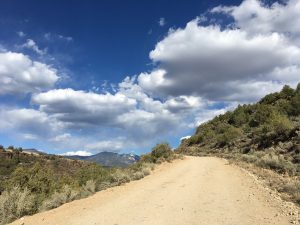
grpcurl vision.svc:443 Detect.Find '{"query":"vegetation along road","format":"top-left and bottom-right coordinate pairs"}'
top-left (10, 157), bottom-right (299, 225)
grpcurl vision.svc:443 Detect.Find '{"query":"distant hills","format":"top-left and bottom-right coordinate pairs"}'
top-left (20, 148), bottom-right (141, 167)
top-left (66, 152), bottom-right (140, 167)
top-left (1, 146), bottom-right (140, 168)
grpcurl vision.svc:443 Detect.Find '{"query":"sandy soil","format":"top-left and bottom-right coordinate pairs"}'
top-left (9, 157), bottom-right (299, 225)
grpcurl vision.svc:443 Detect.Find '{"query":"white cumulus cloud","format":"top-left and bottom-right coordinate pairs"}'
top-left (32, 88), bottom-right (137, 127)
top-left (0, 51), bottom-right (59, 95)
top-left (138, 12), bottom-right (300, 102)
top-left (212, 0), bottom-right (300, 45)
top-left (0, 108), bottom-right (63, 138)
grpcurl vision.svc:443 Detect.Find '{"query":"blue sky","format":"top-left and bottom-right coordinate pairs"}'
top-left (0, 0), bottom-right (241, 87)
top-left (0, 0), bottom-right (300, 156)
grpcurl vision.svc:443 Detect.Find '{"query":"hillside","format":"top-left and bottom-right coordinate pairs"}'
top-left (178, 83), bottom-right (300, 204)
top-left (0, 143), bottom-right (177, 225)
top-left (0, 147), bottom-right (88, 193)
top-left (66, 152), bottom-right (140, 167)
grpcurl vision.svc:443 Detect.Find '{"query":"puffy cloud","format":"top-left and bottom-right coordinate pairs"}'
top-left (164, 96), bottom-right (204, 113)
top-left (0, 108), bottom-right (63, 138)
top-left (138, 15), bottom-right (300, 102)
top-left (117, 77), bottom-right (205, 139)
top-left (120, 76), bottom-right (204, 114)
top-left (29, 79), bottom-right (204, 148)
top-left (0, 52), bottom-right (59, 95)
top-left (118, 76), bottom-right (166, 113)
top-left (32, 88), bottom-right (137, 127)
top-left (212, 0), bottom-right (300, 44)
top-left (84, 140), bottom-right (125, 153)
top-left (138, 69), bottom-right (169, 96)
top-left (30, 86), bottom-right (184, 144)
top-left (116, 109), bottom-right (179, 141)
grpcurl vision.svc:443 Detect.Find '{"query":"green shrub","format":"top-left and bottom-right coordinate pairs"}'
top-left (249, 105), bottom-right (276, 127)
top-left (228, 105), bottom-right (249, 127)
top-left (260, 92), bottom-right (281, 105)
top-left (289, 93), bottom-right (300, 116)
top-left (6, 163), bottom-right (59, 204)
top-left (253, 110), bottom-right (293, 148)
top-left (150, 143), bottom-right (174, 162)
top-left (75, 163), bottom-right (111, 187)
top-left (187, 135), bottom-right (202, 145)
top-left (216, 126), bottom-right (242, 147)
top-left (280, 85), bottom-right (295, 100)
top-left (140, 154), bottom-right (154, 163)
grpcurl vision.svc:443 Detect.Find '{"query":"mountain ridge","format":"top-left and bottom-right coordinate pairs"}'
top-left (65, 151), bottom-right (140, 167)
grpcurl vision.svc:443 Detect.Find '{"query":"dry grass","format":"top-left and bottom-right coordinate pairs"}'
top-left (280, 181), bottom-right (300, 204)
top-left (41, 180), bottom-right (97, 211)
top-left (112, 169), bottom-right (131, 185)
top-left (40, 163), bottom-right (156, 214)
top-left (228, 157), bottom-right (300, 206)
top-left (0, 186), bottom-right (35, 225)
top-left (40, 185), bottom-right (80, 211)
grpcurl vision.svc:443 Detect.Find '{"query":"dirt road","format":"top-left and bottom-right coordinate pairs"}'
top-left (10, 157), bottom-right (299, 225)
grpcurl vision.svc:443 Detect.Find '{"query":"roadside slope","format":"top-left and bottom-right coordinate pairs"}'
top-left (10, 157), bottom-right (298, 225)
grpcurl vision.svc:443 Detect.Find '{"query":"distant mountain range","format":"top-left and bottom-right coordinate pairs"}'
top-left (66, 152), bottom-right (140, 167)
top-left (21, 148), bottom-right (140, 167)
